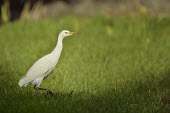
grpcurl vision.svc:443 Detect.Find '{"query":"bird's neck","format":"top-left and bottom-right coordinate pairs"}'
top-left (51, 37), bottom-right (63, 55)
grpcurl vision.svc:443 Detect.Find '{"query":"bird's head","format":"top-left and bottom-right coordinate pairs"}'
top-left (59, 30), bottom-right (78, 39)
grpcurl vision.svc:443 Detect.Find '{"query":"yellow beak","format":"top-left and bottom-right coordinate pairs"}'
top-left (66, 32), bottom-right (78, 35)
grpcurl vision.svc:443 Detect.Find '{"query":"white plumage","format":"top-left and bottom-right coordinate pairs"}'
top-left (18, 54), bottom-right (56, 87)
top-left (18, 30), bottom-right (78, 97)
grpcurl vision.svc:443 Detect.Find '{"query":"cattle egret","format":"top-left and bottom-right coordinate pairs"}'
top-left (18, 30), bottom-right (78, 98)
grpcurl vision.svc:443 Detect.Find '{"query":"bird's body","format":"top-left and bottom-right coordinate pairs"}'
top-left (18, 54), bottom-right (59, 87)
top-left (18, 38), bottom-right (63, 87)
top-left (18, 30), bottom-right (78, 98)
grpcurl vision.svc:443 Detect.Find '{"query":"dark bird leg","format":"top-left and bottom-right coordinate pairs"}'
top-left (33, 85), bottom-right (54, 99)
top-left (33, 85), bottom-right (39, 99)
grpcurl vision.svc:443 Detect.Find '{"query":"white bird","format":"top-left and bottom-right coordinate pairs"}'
top-left (18, 30), bottom-right (78, 98)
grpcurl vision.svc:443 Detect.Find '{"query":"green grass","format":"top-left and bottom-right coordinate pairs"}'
top-left (0, 15), bottom-right (170, 113)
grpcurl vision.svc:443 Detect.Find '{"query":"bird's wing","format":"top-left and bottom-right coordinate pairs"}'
top-left (18, 54), bottom-right (53, 86)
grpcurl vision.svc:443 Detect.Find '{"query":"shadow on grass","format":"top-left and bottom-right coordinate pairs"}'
top-left (0, 69), bottom-right (170, 113)
top-left (158, 69), bottom-right (170, 113)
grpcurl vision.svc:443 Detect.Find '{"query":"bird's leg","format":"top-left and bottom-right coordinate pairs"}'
top-left (33, 85), bottom-right (55, 98)
top-left (37, 87), bottom-right (54, 96)
top-left (33, 85), bottom-right (39, 99)
top-left (36, 88), bottom-right (39, 99)
top-left (46, 89), bottom-right (55, 96)
top-left (45, 89), bottom-right (55, 98)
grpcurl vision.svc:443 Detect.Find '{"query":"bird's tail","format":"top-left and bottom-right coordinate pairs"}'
top-left (18, 76), bottom-right (29, 87)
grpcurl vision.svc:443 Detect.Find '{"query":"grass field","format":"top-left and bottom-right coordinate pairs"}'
top-left (0, 15), bottom-right (170, 113)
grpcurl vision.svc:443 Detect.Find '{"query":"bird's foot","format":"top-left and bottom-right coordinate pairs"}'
top-left (48, 90), bottom-right (54, 96)
top-left (45, 89), bottom-right (55, 98)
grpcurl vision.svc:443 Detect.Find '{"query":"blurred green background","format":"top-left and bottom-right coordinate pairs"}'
top-left (0, 0), bottom-right (170, 113)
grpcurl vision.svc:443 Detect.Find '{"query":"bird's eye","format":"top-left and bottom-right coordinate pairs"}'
top-left (65, 32), bottom-right (68, 34)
